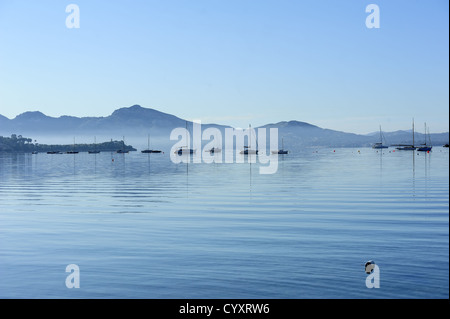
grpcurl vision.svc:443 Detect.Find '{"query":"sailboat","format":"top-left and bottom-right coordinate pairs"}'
top-left (117, 136), bottom-right (129, 153)
top-left (141, 134), bottom-right (162, 153)
top-left (417, 123), bottom-right (432, 152)
top-left (66, 137), bottom-right (79, 154)
top-left (240, 124), bottom-right (259, 155)
top-left (205, 134), bottom-right (221, 154)
top-left (174, 122), bottom-right (196, 155)
top-left (88, 136), bottom-right (100, 154)
top-left (396, 119), bottom-right (416, 150)
top-left (271, 137), bottom-right (289, 154)
top-left (372, 126), bottom-right (388, 149)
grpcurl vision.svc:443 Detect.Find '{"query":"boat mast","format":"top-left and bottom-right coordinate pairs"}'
top-left (255, 127), bottom-right (258, 151)
top-left (412, 119), bottom-right (415, 147)
top-left (424, 123), bottom-right (427, 146)
top-left (379, 125), bottom-right (382, 144)
top-left (249, 124), bottom-right (251, 149)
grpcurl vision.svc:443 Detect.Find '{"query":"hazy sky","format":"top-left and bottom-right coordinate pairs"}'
top-left (0, 0), bottom-right (448, 133)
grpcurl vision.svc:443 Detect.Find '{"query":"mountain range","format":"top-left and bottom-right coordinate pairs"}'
top-left (0, 105), bottom-right (448, 148)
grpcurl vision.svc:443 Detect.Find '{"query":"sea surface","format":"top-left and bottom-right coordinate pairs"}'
top-left (0, 147), bottom-right (448, 299)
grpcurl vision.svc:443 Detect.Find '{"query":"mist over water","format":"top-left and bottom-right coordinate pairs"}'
top-left (0, 148), bottom-right (448, 298)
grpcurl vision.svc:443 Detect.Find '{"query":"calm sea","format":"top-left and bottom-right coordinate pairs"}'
top-left (0, 147), bottom-right (448, 299)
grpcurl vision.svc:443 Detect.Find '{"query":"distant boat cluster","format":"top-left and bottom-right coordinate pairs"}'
top-left (372, 121), bottom-right (436, 152)
top-left (43, 136), bottom-right (135, 155)
top-left (32, 121), bottom-right (448, 156)
top-left (171, 124), bottom-right (290, 156)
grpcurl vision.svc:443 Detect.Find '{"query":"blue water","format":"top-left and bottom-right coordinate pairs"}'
top-left (0, 148), bottom-right (448, 298)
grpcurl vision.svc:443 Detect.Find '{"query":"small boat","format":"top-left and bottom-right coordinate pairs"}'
top-left (396, 145), bottom-right (416, 151)
top-left (174, 122), bottom-right (196, 155)
top-left (417, 123), bottom-right (432, 152)
top-left (205, 147), bottom-right (221, 154)
top-left (372, 125), bottom-right (388, 149)
top-left (444, 144), bottom-right (449, 148)
top-left (174, 147), bottom-right (196, 155)
top-left (240, 147), bottom-right (258, 155)
top-left (31, 151), bottom-right (38, 154)
top-left (117, 136), bottom-right (129, 153)
top-left (47, 151), bottom-right (63, 154)
top-left (372, 143), bottom-right (388, 149)
top-left (240, 124), bottom-right (259, 155)
top-left (417, 147), bottom-right (432, 152)
top-left (271, 138), bottom-right (289, 154)
top-left (141, 134), bottom-right (162, 154)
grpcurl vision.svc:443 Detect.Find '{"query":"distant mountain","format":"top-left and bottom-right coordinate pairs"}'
top-left (0, 105), bottom-right (190, 137)
top-left (0, 105), bottom-right (448, 148)
top-left (262, 120), bottom-right (319, 129)
top-left (259, 120), bottom-right (372, 149)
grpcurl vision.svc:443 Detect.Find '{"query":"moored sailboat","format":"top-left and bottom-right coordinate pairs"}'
top-left (417, 123), bottom-right (432, 152)
top-left (372, 125), bottom-right (388, 149)
top-left (66, 137), bottom-right (79, 154)
top-left (271, 137), bottom-right (289, 154)
top-left (174, 121), bottom-right (196, 155)
top-left (141, 134), bottom-right (162, 153)
top-left (396, 119), bottom-right (416, 151)
top-left (240, 124), bottom-right (259, 155)
top-left (88, 136), bottom-right (100, 154)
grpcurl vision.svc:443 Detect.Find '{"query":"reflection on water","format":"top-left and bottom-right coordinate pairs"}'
top-left (0, 148), bottom-right (448, 299)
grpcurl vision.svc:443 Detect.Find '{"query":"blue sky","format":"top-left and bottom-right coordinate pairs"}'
top-left (0, 0), bottom-right (448, 133)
